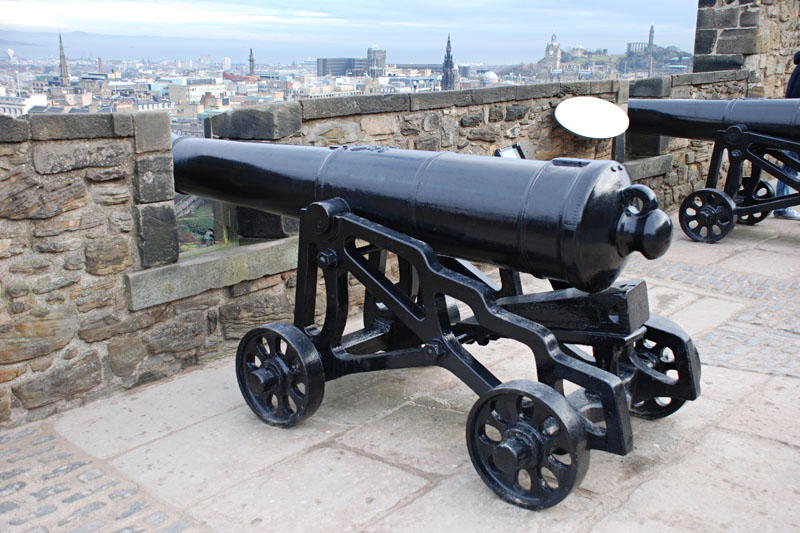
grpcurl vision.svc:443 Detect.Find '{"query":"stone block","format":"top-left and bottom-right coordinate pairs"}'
top-left (409, 91), bottom-right (472, 111)
top-left (85, 166), bottom-right (128, 182)
top-left (560, 81), bottom-right (590, 96)
top-left (698, 0), bottom-right (716, 6)
top-left (219, 284), bottom-right (294, 339)
top-left (466, 126), bottom-right (500, 143)
top-left (694, 29), bottom-right (718, 55)
top-left (113, 113), bottom-right (134, 137)
top-left (740, 8), bottom-right (760, 27)
top-left (0, 309), bottom-right (77, 364)
top-left (85, 236), bottom-right (133, 275)
top-left (135, 203), bottom-right (179, 268)
top-left (589, 80), bottom-right (614, 95)
top-left (125, 237), bottom-right (298, 311)
top-left (12, 352), bottom-right (101, 409)
top-left (616, 79), bottom-right (630, 104)
top-left (71, 279), bottom-right (116, 313)
top-left (0, 115), bottom-right (30, 142)
top-left (32, 139), bottom-right (132, 175)
top-left (237, 207), bottom-right (298, 238)
top-left (627, 132), bottom-right (670, 157)
top-left (107, 335), bottom-right (147, 380)
top-left (697, 6), bottom-right (739, 29)
top-left (717, 28), bottom-right (760, 54)
top-left (134, 154), bottom-right (174, 203)
top-left (515, 83), bottom-right (559, 99)
top-left (624, 154), bottom-right (674, 181)
top-left (630, 77), bottom-right (672, 98)
top-left (459, 113), bottom-right (482, 127)
top-left (692, 55), bottom-right (744, 73)
top-left (133, 113), bottom-right (171, 153)
top-left (301, 98), bottom-right (359, 120)
top-left (30, 114), bottom-right (114, 140)
top-left (414, 136), bottom-right (440, 151)
top-left (212, 102), bottom-right (301, 140)
top-left (0, 172), bottom-right (88, 220)
top-left (488, 106), bottom-right (504, 122)
top-left (144, 312), bottom-right (205, 354)
top-left (92, 184), bottom-right (130, 205)
top-left (504, 104), bottom-right (529, 121)
top-left (469, 86), bottom-right (517, 105)
top-left (360, 115), bottom-right (399, 136)
top-left (357, 94), bottom-right (409, 115)
top-left (77, 307), bottom-right (164, 343)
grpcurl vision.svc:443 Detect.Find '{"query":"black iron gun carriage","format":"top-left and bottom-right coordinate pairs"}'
top-left (628, 98), bottom-right (800, 242)
top-left (172, 136), bottom-right (701, 510)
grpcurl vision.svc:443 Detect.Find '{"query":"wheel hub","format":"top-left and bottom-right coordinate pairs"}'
top-left (247, 365), bottom-right (280, 395)
top-left (492, 427), bottom-right (540, 473)
top-left (697, 205), bottom-right (717, 225)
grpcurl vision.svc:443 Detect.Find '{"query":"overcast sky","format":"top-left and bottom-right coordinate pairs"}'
top-left (1, 0), bottom-right (699, 64)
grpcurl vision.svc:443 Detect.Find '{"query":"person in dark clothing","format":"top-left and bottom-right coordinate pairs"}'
top-left (774, 51), bottom-right (800, 219)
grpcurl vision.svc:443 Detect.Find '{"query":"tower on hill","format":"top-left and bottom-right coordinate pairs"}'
top-left (442, 35), bottom-right (455, 91)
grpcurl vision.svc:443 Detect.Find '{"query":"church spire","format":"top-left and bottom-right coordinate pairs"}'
top-left (59, 34), bottom-right (70, 87)
top-left (442, 35), bottom-right (455, 91)
top-left (249, 48), bottom-right (255, 76)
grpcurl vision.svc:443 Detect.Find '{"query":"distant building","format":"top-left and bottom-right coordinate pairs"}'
top-left (441, 35), bottom-right (456, 91)
top-left (367, 47), bottom-right (387, 78)
top-left (0, 93), bottom-right (48, 117)
top-left (58, 34), bottom-right (70, 87)
top-left (249, 49), bottom-right (255, 76)
top-left (542, 33), bottom-right (562, 71)
top-left (317, 57), bottom-right (369, 77)
top-left (627, 26), bottom-right (655, 54)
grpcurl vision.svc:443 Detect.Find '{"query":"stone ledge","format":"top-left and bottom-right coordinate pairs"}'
top-left (125, 237), bottom-right (298, 310)
top-left (672, 68), bottom-right (750, 86)
top-left (624, 154), bottom-right (674, 182)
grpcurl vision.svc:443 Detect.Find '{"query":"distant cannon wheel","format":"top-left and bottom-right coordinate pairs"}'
top-left (736, 179), bottom-right (775, 225)
top-left (679, 189), bottom-right (736, 242)
top-left (466, 380), bottom-right (590, 510)
top-left (235, 322), bottom-right (325, 428)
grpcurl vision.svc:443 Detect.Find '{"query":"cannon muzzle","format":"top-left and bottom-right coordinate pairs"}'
top-left (628, 98), bottom-right (800, 141)
top-left (172, 137), bottom-right (672, 293)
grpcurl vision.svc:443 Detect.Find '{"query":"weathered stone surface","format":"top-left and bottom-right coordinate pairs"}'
top-left (236, 208), bottom-right (298, 238)
top-left (107, 335), bottom-right (147, 379)
top-left (504, 105), bottom-right (529, 121)
top-left (31, 274), bottom-right (80, 295)
top-left (516, 83), bottom-right (560, 100)
top-left (213, 102), bottom-right (302, 141)
top-left (12, 352), bottom-right (101, 409)
top-left (470, 86), bottom-right (517, 105)
top-left (77, 307), bottom-right (164, 343)
top-left (414, 137), bottom-right (440, 151)
top-left (357, 94), bottom-right (409, 115)
top-left (466, 126), bottom-right (500, 143)
top-left (0, 365), bottom-right (26, 383)
top-left (0, 116), bottom-right (30, 142)
top-left (113, 113), bottom-right (134, 137)
top-left (589, 80), bottom-right (614, 95)
top-left (63, 252), bottom-right (85, 271)
top-left (301, 98), bottom-right (359, 120)
top-left (624, 154), bottom-right (674, 181)
top-left (693, 54), bottom-right (744, 73)
top-left (135, 203), bottom-right (179, 268)
top-left (459, 114), bottom-right (482, 127)
top-left (0, 227), bottom-right (27, 259)
top-left (409, 91), bottom-right (472, 111)
top-left (0, 172), bottom-right (88, 220)
top-left (422, 113), bottom-right (440, 132)
top-left (695, 29), bottom-right (718, 55)
top-left (9, 258), bottom-right (51, 274)
top-left (630, 76), bottom-right (673, 98)
top-left (230, 273), bottom-right (284, 298)
top-left (740, 8), bottom-right (760, 27)
top-left (109, 211), bottom-right (134, 233)
top-left (32, 139), bottom-right (132, 175)
top-left (71, 279), bottom-right (115, 313)
top-left (219, 284), bottom-right (294, 339)
top-left (360, 115), bottom-right (399, 136)
top-left (134, 155), bottom-right (174, 203)
top-left (172, 293), bottom-right (221, 314)
top-left (144, 312), bottom-right (205, 354)
top-left (488, 106), bottom-right (504, 123)
top-left (30, 114), bottom-right (114, 141)
top-left (133, 113), bottom-right (171, 153)
top-left (305, 120), bottom-right (361, 145)
top-left (0, 391), bottom-right (9, 422)
top-left (697, 6), bottom-right (739, 29)
top-left (5, 283), bottom-right (29, 298)
top-left (0, 309), bottom-right (77, 364)
top-left (92, 184), bottom-right (130, 205)
top-left (85, 167), bottom-right (127, 182)
top-left (34, 237), bottom-right (81, 254)
top-left (85, 236), bottom-right (133, 275)
top-left (33, 212), bottom-right (82, 237)
top-left (717, 28), bottom-right (760, 55)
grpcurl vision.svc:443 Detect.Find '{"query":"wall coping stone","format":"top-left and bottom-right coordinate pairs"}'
top-left (30, 114), bottom-right (116, 140)
top-left (624, 154), bottom-right (674, 182)
top-left (630, 76), bottom-right (673, 98)
top-left (672, 69), bottom-right (750, 86)
top-left (0, 115), bottom-right (31, 142)
top-left (125, 236), bottom-right (298, 310)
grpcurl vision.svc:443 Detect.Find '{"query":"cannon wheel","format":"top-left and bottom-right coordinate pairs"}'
top-left (235, 322), bottom-right (325, 428)
top-left (679, 189), bottom-right (737, 243)
top-left (627, 338), bottom-right (686, 420)
top-left (466, 380), bottom-right (590, 510)
top-left (736, 178), bottom-right (775, 225)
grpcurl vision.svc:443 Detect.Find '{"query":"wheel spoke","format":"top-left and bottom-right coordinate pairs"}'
top-left (545, 455), bottom-right (573, 488)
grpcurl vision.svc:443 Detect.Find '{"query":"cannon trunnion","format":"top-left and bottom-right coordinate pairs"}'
top-left (628, 98), bottom-right (800, 242)
top-left (172, 137), bottom-right (700, 510)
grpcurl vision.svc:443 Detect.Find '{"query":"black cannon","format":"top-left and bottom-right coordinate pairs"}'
top-left (628, 98), bottom-right (800, 242)
top-left (172, 136), bottom-right (701, 510)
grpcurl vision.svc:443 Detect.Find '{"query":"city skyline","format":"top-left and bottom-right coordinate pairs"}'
top-left (1, 1), bottom-right (699, 64)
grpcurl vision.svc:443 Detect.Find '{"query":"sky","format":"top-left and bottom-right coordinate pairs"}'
top-left (0, 0), bottom-right (700, 64)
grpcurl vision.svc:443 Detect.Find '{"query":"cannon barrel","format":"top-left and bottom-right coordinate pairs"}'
top-left (627, 98), bottom-right (800, 141)
top-left (172, 136), bottom-right (672, 293)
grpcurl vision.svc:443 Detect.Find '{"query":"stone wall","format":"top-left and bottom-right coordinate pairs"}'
top-left (694, 0), bottom-right (800, 98)
top-left (0, 113), bottom-right (304, 428)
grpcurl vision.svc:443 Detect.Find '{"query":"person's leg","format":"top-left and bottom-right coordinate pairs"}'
top-left (774, 152), bottom-right (800, 219)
